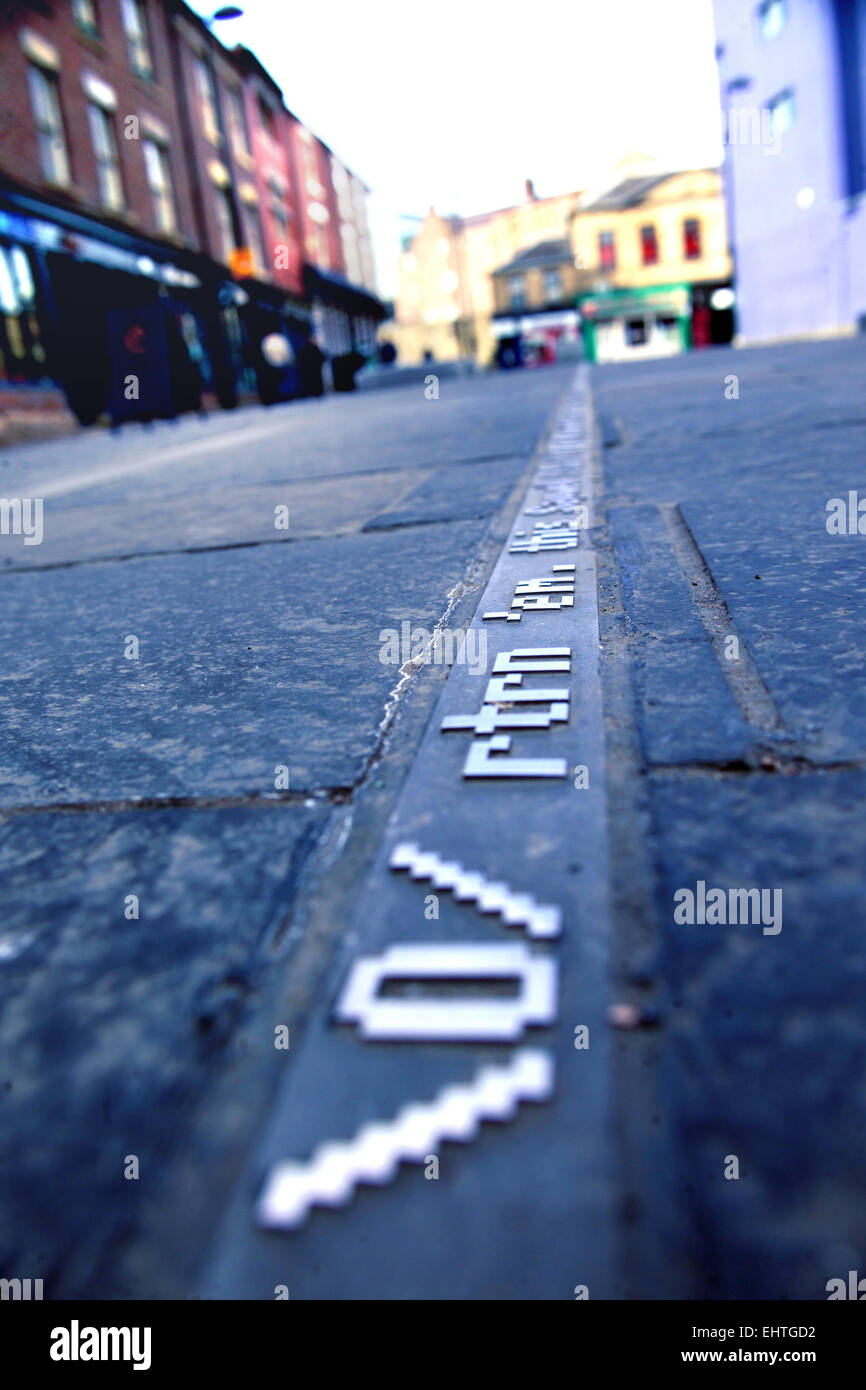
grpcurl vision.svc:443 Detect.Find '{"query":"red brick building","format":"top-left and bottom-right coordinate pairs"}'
top-left (0, 1), bottom-right (197, 245)
top-left (0, 0), bottom-right (384, 420)
top-left (231, 45), bottom-right (304, 300)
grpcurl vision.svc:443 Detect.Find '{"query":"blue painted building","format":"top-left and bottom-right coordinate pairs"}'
top-left (713, 0), bottom-right (866, 340)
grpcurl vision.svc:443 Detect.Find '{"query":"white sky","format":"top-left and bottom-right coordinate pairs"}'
top-left (190, 0), bottom-right (724, 296)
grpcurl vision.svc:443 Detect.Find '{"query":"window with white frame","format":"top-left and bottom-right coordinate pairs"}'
top-left (768, 87), bottom-right (796, 138)
top-left (212, 183), bottom-right (236, 261)
top-left (87, 102), bottom-right (123, 211)
top-left (225, 87), bottom-right (250, 160)
top-left (72, 0), bottom-right (99, 35)
top-left (195, 59), bottom-right (221, 144)
top-left (507, 274), bottom-right (525, 309)
top-left (28, 65), bottom-right (70, 186)
top-left (544, 267), bottom-right (562, 300)
top-left (244, 205), bottom-right (266, 275)
top-left (120, 0), bottom-right (153, 80)
top-left (143, 137), bottom-right (175, 233)
top-left (267, 176), bottom-right (289, 244)
top-left (759, 0), bottom-right (788, 41)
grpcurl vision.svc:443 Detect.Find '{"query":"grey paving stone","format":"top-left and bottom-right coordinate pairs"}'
top-left (0, 522), bottom-right (484, 804)
top-left (647, 768), bottom-right (866, 1299)
top-left (0, 803), bottom-right (328, 1288)
top-left (609, 504), bottom-right (753, 764)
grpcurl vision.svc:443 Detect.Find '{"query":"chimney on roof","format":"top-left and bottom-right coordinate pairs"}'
top-left (525, 178), bottom-right (536, 201)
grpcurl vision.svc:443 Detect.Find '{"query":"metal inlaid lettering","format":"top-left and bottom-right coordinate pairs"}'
top-left (334, 943), bottom-right (557, 1041)
top-left (483, 675), bottom-right (570, 705)
top-left (441, 701), bottom-right (569, 735)
top-left (388, 841), bottom-right (562, 938)
top-left (463, 734), bottom-right (568, 779)
top-left (484, 564), bottom-right (576, 623)
top-left (493, 648), bottom-right (572, 674)
top-left (509, 522), bottom-right (578, 554)
top-left (256, 1049), bottom-right (555, 1230)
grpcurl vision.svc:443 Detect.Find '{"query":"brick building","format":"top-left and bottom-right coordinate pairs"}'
top-left (0, 0), bottom-right (383, 421)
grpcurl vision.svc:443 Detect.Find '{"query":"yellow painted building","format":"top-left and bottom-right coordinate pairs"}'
top-left (385, 168), bottom-right (732, 366)
top-left (571, 169), bottom-right (730, 291)
top-left (386, 181), bottom-right (582, 366)
top-left (569, 169), bottom-right (733, 362)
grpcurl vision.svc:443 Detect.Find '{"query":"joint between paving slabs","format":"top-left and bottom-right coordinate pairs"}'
top-left (659, 501), bottom-right (787, 740)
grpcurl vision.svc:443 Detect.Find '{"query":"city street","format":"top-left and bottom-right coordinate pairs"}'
top-left (1, 338), bottom-right (865, 1300)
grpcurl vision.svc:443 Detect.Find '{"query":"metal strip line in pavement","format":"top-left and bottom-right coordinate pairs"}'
top-left (199, 364), bottom-right (614, 1299)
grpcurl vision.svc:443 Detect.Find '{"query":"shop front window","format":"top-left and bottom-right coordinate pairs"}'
top-left (625, 318), bottom-right (647, 346)
top-left (0, 244), bottom-right (48, 383)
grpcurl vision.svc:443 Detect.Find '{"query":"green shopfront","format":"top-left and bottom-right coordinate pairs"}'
top-left (577, 284), bottom-right (692, 363)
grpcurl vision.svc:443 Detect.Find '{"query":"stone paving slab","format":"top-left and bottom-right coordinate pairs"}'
top-left (363, 456), bottom-right (526, 530)
top-left (646, 767), bottom-right (866, 1299)
top-left (608, 504), bottom-right (753, 765)
top-left (681, 496), bottom-right (866, 763)
top-left (0, 803), bottom-right (328, 1288)
top-left (0, 522), bottom-right (485, 805)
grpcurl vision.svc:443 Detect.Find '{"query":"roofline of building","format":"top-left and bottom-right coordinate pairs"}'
top-left (454, 188), bottom-right (584, 228)
top-left (168, 2), bottom-right (372, 194)
top-left (574, 166), bottom-right (723, 215)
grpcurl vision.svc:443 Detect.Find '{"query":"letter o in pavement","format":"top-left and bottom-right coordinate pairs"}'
top-left (334, 943), bottom-right (557, 1042)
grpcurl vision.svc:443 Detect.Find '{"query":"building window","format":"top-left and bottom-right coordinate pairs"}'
top-left (212, 184), bottom-right (236, 262)
top-left (768, 88), bottom-right (796, 139)
top-left (544, 267), bottom-right (562, 300)
top-left (598, 230), bottom-right (616, 270)
top-left (683, 218), bottom-right (702, 260)
top-left (640, 224), bottom-right (659, 266)
top-left (28, 66), bottom-right (70, 186)
top-left (258, 97), bottom-right (277, 140)
top-left (143, 137), bottom-right (175, 233)
top-left (267, 177), bottom-right (289, 244)
top-left (87, 102), bottom-right (123, 210)
top-left (759, 0), bottom-right (788, 41)
top-left (72, 0), bottom-right (99, 36)
top-left (244, 207), bottom-right (266, 275)
top-left (120, 0), bottom-right (153, 81)
top-left (507, 274), bottom-right (525, 310)
top-left (225, 87), bottom-right (250, 160)
top-left (195, 59), bottom-right (221, 144)
top-left (0, 244), bottom-right (47, 384)
top-left (625, 318), bottom-right (647, 347)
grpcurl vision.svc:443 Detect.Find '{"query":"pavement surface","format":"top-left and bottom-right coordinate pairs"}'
top-left (1, 339), bottom-right (865, 1300)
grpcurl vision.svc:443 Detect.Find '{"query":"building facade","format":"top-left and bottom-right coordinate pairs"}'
top-left (0, 0), bottom-right (383, 421)
top-left (713, 0), bottom-right (866, 342)
top-left (390, 181), bottom-right (583, 366)
top-left (489, 239), bottom-right (582, 359)
top-left (569, 169), bottom-right (733, 362)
